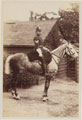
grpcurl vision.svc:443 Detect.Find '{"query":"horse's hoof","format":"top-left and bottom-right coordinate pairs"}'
top-left (12, 94), bottom-right (20, 100)
top-left (15, 95), bottom-right (20, 100)
top-left (11, 90), bottom-right (15, 96)
top-left (12, 94), bottom-right (16, 99)
top-left (42, 97), bottom-right (48, 102)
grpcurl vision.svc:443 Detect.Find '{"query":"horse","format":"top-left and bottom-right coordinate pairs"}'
top-left (5, 42), bottom-right (78, 101)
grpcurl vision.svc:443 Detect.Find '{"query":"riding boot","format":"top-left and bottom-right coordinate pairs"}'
top-left (39, 57), bottom-right (47, 75)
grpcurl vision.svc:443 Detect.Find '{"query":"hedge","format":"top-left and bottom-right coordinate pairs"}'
top-left (3, 70), bottom-right (39, 91)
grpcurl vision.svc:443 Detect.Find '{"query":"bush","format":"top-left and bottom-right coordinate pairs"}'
top-left (16, 71), bottom-right (39, 88)
top-left (4, 70), bottom-right (39, 91)
top-left (3, 74), bottom-right (12, 92)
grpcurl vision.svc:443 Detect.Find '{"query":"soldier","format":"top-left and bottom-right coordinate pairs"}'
top-left (33, 26), bottom-right (47, 75)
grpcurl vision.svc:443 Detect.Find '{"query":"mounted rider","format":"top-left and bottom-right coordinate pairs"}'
top-left (33, 26), bottom-right (51, 75)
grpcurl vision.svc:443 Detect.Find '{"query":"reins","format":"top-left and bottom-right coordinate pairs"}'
top-left (66, 47), bottom-right (75, 56)
top-left (51, 48), bottom-right (66, 65)
top-left (51, 53), bottom-right (62, 59)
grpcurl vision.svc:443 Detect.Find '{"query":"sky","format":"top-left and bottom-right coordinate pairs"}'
top-left (3, 1), bottom-right (75, 22)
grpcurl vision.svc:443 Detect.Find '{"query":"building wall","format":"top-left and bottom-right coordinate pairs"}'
top-left (4, 45), bottom-right (34, 60)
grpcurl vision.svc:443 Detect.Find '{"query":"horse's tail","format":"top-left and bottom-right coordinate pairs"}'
top-left (5, 55), bottom-right (13, 75)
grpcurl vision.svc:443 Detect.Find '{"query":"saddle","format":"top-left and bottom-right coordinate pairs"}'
top-left (41, 47), bottom-right (52, 64)
top-left (28, 47), bottom-right (52, 65)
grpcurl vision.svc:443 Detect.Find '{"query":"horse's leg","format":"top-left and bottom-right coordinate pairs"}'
top-left (10, 59), bottom-right (20, 100)
top-left (11, 73), bottom-right (20, 100)
top-left (43, 74), bottom-right (51, 102)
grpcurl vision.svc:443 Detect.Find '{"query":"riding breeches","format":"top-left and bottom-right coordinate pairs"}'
top-left (36, 48), bottom-right (42, 57)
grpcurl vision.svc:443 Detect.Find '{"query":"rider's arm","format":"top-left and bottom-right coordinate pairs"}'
top-left (39, 37), bottom-right (43, 46)
top-left (33, 37), bottom-right (39, 44)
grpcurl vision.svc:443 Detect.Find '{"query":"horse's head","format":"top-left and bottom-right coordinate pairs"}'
top-left (65, 42), bottom-right (78, 59)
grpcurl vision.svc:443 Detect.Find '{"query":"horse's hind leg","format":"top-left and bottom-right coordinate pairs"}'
top-left (11, 73), bottom-right (20, 100)
top-left (10, 59), bottom-right (20, 100)
top-left (43, 74), bottom-right (51, 102)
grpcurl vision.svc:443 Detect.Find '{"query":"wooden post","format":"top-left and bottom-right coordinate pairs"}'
top-left (75, 57), bottom-right (79, 82)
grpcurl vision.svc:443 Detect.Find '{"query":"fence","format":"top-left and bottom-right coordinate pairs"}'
top-left (57, 54), bottom-right (79, 82)
top-left (75, 57), bottom-right (79, 82)
top-left (57, 55), bottom-right (68, 77)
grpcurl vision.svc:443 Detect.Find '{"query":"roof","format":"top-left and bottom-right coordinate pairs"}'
top-left (4, 20), bottom-right (57, 46)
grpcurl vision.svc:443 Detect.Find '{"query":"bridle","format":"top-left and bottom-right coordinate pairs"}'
top-left (66, 47), bottom-right (75, 57)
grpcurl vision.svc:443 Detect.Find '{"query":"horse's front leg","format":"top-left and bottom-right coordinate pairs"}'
top-left (43, 74), bottom-right (51, 102)
top-left (11, 73), bottom-right (20, 100)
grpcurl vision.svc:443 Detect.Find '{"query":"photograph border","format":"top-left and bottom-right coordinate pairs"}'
top-left (0, 0), bottom-right (82, 120)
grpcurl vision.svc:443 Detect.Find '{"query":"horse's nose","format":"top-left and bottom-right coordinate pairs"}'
top-left (74, 52), bottom-right (78, 58)
top-left (76, 53), bottom-right (79, 58)
top-left (75, 54), bottom-right (79, 60)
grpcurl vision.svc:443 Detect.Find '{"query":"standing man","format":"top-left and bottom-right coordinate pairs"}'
top-left (33, 26), bottom-right (47, 75)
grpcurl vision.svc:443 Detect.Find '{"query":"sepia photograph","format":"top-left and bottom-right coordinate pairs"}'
top-left (3, 0), bottom-right (79, 118)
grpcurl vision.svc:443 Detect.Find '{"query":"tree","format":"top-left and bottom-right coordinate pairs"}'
top-left (58, 3), bottom-right (79, 43)
top-left (70, 3), bottom-right (79, 12)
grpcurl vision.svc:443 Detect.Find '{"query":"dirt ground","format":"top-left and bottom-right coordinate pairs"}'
top-left (3, 77), bottom-right (79, 118)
